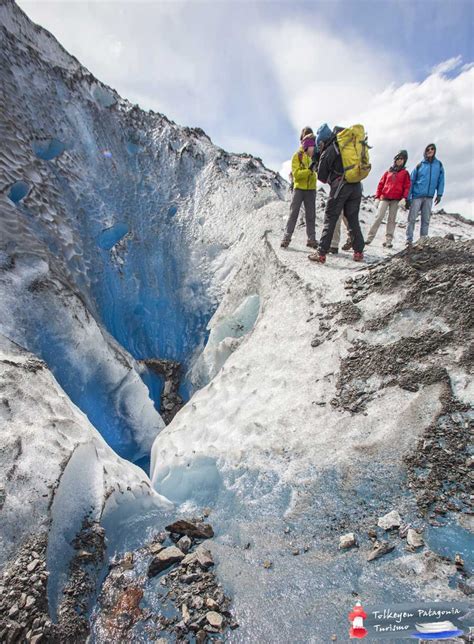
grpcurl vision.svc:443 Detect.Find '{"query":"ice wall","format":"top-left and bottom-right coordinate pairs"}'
top-left (0, 0), bottom-right (285, 461)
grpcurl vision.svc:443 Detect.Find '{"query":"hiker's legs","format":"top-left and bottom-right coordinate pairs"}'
top-left (367, 200), bottom-right (389, 242)
top-left (331, 214), bottom-right (343, 248)
top-left (284, 189), bottom-right (304, 240)
top-left (385, 200), bottom-right (399, 243)
top-left (302, 190), bottom-right (316, 241)
top-left (343, 183), bottom-right (364, 253)
top-left (406, 198), bottom-right (422, 243)
top-left (420, 197), bottom-right (433, 238)
top-left (319, 183), bottom-right (349, 255)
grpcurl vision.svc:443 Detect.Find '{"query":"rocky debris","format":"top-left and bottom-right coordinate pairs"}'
top-left (0, 518), bottom-right (107, 644)
top-left (263, 560), bottom-right (273, 569)
top-left (337, 239), bottom-right (474, 519)
top-left (454, 553), bottom-right (465, 571)
top-left (339, 533), bottom-right (357, 549)
top-left (0, 534), bottom-right (51, 644)
top-left (367, 541), bottom-right (395, 562)
top-left (398, 524), bottom-right (410, 539)
top-left (177, 535), bottom-right (192, 553)
top-left (141, 358), bottom-right (184, 423)
top-left (93, 517), bottom-right (237, 642)
top-left (165, 518), bottom-right (214, 539)
top-left (181, 545), bottom-right (214, 571)
top-left (148, 546), bottom-right (186, 577)
top-left (406, 529), bottom-right (424, 549)
top-left (54, 520), bottom-right (106, 642)
top-left (459, 580), bottom-right (473, 596)
top-left (378, 510), bottom-right (402, 531)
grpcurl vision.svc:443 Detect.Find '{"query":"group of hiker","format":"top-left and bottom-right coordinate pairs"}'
top-left (281, 124), bottom-right (445, 263)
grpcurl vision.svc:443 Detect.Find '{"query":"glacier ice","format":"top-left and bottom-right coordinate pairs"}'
top-left (190, 293), bottom-right (261, 386)
top-left (46, 442), bottom-right (104, 618)
top-left (0, 334), bottom-right (170, 570)
top-left (1, 0), bottom-right (473, 640)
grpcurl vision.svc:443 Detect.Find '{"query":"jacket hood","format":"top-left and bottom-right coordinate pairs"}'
top-left (392, 149), bottom-right (408, 170)
top-left (424, 143), bottom-right (437, 159)
top-left (394, 149), bottom-right (408, 163)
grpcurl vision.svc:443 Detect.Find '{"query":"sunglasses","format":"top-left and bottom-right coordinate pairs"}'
top-left (426, 146), bottom-right (435, 151)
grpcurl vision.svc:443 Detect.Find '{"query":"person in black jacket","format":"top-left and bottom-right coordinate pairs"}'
top-left (308, 123), bottom-right (365, 263)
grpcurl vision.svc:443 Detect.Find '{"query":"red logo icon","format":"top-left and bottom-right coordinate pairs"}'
top-left (349, 601), bottom-right (368, 639)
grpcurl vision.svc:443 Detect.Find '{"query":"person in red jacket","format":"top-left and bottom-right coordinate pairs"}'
top-left (366, 150), bottom-right (411, 248)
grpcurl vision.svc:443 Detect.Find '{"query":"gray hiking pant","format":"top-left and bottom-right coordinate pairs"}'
top-left (284, 189), bottom-right (316, 241)
top-left (367, 200), bottom-right (399, 243)
top-left (406, 197), bottom-right (433, 243)
top-left (331, 214), bottom-right (349, 248)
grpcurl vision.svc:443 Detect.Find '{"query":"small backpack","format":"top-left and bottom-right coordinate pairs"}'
top-left (336, 125), bottom-right (371, 183)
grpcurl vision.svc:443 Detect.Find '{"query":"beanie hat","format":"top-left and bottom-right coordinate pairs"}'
top-left (302, 136), bottom-right (316, 150)
top-left (316, 123), bottom-right (332, 147)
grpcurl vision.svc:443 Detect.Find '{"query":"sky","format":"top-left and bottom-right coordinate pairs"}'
top-left (17, 0), bottom-right (474, 217)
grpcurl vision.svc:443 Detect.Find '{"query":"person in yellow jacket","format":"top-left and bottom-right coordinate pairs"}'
top-left (281, 128), bottom-right (317, 248)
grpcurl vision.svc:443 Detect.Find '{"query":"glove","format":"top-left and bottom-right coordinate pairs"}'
top-left (434, 196), bottom-right (442, 206)
top-left (405, 199), bottom-right (411, 210)
top-left (398, 198), bottom-right (406, 209)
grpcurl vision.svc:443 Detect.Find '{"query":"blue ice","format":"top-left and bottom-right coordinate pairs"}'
top-left (97, 223), bottom-right (129, 250)
top-left (32, 138), bottom-right (66, 160)
top-left (8, 181), bottom-right (30, 203)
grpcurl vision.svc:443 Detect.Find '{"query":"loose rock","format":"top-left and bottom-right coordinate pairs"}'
top-left (148, 546), bottom-right (185, 577)
top-left (206, 611), bottom-right (223, 628)
top-left (339, 533), bottom-right (357, 550)
top-left (377, 510), bottom-right (402, 530)
top-left (406, 529), bottom-right (424, 549)
top-left (165, 519), bottom-right (214, 539)
top-left (367, 541), bottom-right (395, 562)
top-left (177, 535), bottom-right (192, 554)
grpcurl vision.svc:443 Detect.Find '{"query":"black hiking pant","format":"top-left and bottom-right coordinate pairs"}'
top-left (284, 189), bottom-right (316, 241)
top-left (319, 181), bottom-right (364, 254)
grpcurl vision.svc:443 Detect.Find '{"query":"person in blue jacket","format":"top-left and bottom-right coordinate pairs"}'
top-left (406, 143), bottom-right (445, 245)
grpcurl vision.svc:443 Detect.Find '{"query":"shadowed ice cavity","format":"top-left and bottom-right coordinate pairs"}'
top-left (8, 180), bottom-right (30, 203)
top-left (97, 223), bottom-right (129, 250)
top-left (32, 138), bottom-right (66, 160)
top-left (15, 110), bottom-right (217, 464)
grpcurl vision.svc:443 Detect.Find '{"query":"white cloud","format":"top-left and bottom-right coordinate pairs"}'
top-left (16, 3), bottom-right (474, 218)
top-left (431, 55), bottom-right (463, 75)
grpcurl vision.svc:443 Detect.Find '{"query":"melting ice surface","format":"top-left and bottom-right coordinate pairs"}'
top-left (100, 462), bottom-right (428, 642)
top-left (32, 138), bottom-right (66, 160)
top-left (8, 180), bottom-right (30, 203)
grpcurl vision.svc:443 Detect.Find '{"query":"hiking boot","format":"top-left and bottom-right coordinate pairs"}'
top-left (280, 239), bottom-right (290, 248)
top-left (328, 247), bottom-right (339, 254)
top-left (353, 252), bottom-right (364, 262)
top-left (308, 252), bottom-right (326, 264)
top-left (342, 238), bottom-right (353, 251)
top-left (382, 241), bottom-right (393, 248)
top-left (306, 239), bottom-right (318, 249)
top-left (405, 240), bottom-right (412, 249)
